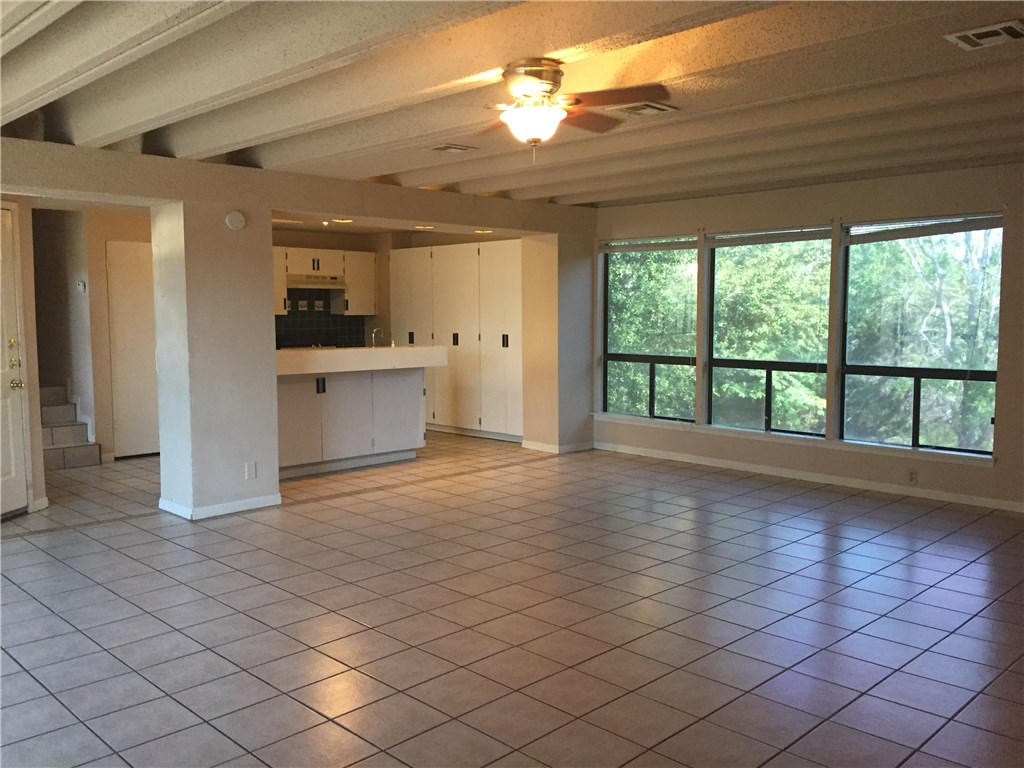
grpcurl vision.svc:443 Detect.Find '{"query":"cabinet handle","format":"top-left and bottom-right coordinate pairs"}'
top-left (408, 331), bottom-right (415, 344)
top-left (452, 332), bottom-right (459, 346)
top-left (344, 299), bottom-right (349, 311)
top-left (316, 376), bottom-right (326, 394)
top-left (501, 334), bottom-right (509, 348)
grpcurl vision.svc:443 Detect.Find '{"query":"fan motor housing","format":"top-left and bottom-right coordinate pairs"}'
top-left (503, 58), bottom-right (564, 99)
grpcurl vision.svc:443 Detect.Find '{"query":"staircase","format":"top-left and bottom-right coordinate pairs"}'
top-left (41, 385), bottom-right (101, 470)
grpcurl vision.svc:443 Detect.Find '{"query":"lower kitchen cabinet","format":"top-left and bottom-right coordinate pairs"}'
top-left (277, 368), bottom-right (425, 468)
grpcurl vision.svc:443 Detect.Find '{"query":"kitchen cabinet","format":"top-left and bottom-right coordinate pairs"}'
top-left (272, 246), bottom-right (288, 315)
top-left (432, 243), bottom-right (481, 430)
top-left (479, 240), bottom-right (523, 435)
top-left (390, 246), bottom-right (435, 422)
top-left (340, 250), bottom-right (376, 315)
top-left (314, 248), bottom-right (346, 278)
top-left (277, 366), bottom-right (428, 469)
top-left (390, 239), bottom-right (523, 439)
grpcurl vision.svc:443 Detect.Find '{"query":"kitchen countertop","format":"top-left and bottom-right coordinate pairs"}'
top-left (277, 346), bottom-right (448, 376)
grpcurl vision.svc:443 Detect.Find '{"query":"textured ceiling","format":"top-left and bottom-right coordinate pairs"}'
top-left (2, 1), bottom-right (1022, 208)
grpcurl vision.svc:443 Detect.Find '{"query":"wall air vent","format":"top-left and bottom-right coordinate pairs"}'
top-left (606, 102), bottom-right (678, 116)
top-left (427, 143), bottom-right (477, 153)
top-left (945, 19), bottom-right (1024, 50)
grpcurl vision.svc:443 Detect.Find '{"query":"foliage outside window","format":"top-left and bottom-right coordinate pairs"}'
top-left (710, 234), bottom-right (831, 435)
top-left (843, 220), bottom-right (1001, 453)
top-left (605, 243), bottom-right (697, 420)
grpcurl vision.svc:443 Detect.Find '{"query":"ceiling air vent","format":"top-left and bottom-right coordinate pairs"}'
top-left (426, 143), bottom-right (477, 154)
top-left (606, 102), bottom-right (678, 117)
top-left (945, 19), bottom-right (1024, 50)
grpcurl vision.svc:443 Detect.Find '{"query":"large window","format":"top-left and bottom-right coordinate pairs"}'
top-left (843, 217), bottom-right (1001, 453)
top-left (604, 240), bottom-right (697, 420)
top-left (601, 214), bottom-right (1002, 457)
top-left (709, 231), bottom-right (831, 435)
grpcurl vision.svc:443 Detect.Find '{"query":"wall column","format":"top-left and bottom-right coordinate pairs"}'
top-left (151, 202), bottom-right (281, 518)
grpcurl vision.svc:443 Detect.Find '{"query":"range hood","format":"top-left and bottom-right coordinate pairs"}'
top-left (287, 273), bottom-right (346, 289)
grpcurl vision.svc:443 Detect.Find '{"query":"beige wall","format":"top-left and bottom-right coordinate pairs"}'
top-left (594, 164), bottom-right (1024, 509)
top-left (32, 211), bottom-right (84, 391)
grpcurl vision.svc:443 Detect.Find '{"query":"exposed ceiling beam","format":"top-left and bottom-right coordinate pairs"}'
top-left (457, 93), bottom-right (1023, 197)
top-left (511, 118), bottom-right (1024, 202)
top-left (1, 1), bottom-right (246, 124)
top-left (552, 138), bottom-right (1024, 206)
top-left (255, 0), bottom-right (999, 178)
top-left (150, 1), bottom-right (765, 160)
top-left (51, 1), bottom-right (507, 148)
top-left (0, 0), bottom-right (79, 53)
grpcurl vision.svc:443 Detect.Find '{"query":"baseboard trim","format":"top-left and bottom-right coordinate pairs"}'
top-left (279, 450), bottom-right (416, 480)
top-left (426, 425), bottom-right (522, 444)
top-left (159, 493), bottom-right (283, 520)
top-left (521, 441), bottom-right (593, 454)
top-left (595, 441), bottom-right (1024, 514)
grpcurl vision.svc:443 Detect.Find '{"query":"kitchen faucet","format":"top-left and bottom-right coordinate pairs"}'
top-left (371, 327), bottom-right (384, 347)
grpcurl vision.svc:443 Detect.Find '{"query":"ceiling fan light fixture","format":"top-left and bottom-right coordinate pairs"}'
top-left (500, 101), bottom-right (567, 146)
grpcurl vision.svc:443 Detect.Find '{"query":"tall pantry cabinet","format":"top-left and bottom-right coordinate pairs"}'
top-left (390, 239), bottom-right (523, 439)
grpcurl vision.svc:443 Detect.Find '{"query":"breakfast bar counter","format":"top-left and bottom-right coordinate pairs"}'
top-left (276, 346), bottom-right (447, 478)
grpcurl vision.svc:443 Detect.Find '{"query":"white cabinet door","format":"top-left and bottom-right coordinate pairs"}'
top-left (391, 246), bottom-right (434, 421)
top-left (316, 248), bottom-right (345, 278)
top-left (479, 240), bottom-right (523, 436)
top-left (432, 243), bottom-right (480, 429)
top-left (277, 376), bottom-right (323, 467)
top-left (342, 250), bottom-right (376, 315)
top-left (286, 247), bottom-right (318, 273)
top-left (372, 369), bottom-right (424, 453)
top-left (273, 246), bottom-right (288, 315)
top-left (321, 371), bottom-right (374, 460)
top-left (390, 247), bottom-right (433, 346)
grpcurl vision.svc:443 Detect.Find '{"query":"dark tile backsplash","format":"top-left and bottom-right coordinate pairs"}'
top-left (275, 288), bottom-right (365, 348)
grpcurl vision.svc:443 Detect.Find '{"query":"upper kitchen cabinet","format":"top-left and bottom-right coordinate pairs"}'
top-left (390, 246), bottom-right (433, 346)
top-left (315, 248), bottom-right (345, 277)
top-left (272, 246), bottom-right (288, 316)
top-left (329, 250), bottom-right (376, 316)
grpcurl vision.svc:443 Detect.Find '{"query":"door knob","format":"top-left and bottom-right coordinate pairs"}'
top-left (7, 338), bottom-right (16, 349)
top-left (9, 379), bottom-right (24, 390)
top-left (9, 357), bottom-right (20, 368)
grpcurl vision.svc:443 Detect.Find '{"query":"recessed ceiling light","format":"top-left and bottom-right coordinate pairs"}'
top-left (414, 225), bottom-right (434, 230)
top-left (475, 229), bottom-right (493, 234)
top-left (271, 218), bottom-right (303, 224)
top-left (332, 218), bottom-right (353, 224)
top-left (322, 221), bottom-right (329, 226)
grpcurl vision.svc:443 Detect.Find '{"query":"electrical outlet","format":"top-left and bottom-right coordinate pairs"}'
top-left (908, 469), bottom-right (918, 486)
top-left (244, 461), bottom-right (257, 480)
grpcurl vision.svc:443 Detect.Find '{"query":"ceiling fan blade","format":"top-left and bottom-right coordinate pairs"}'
top-left (562, 83), bottom-right (670, 108)
top-left (563, 110), bottom-right (623, 134)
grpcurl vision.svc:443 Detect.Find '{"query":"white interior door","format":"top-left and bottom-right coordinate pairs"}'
top-left (1, 207), bottom-right (29, 514)
top-left (107, 241), bottom-right (160, 457)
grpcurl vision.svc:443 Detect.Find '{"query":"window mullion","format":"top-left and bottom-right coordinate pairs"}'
top-left (694, 230), bottom-right (711, 425)
top-left (825, 220), bottom-right (847, 441)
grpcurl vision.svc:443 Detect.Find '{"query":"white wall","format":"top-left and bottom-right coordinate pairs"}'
top-left (595, 164), bottom-right (1024, 510)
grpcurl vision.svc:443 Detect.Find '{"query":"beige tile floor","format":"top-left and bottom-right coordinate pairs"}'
top-left (2, 433), bottom-right (1022, 768)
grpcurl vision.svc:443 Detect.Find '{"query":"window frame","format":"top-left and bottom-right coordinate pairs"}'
top-left (839, 215), bottom-right (1002, 455)
top-left (706, 228), bottom-right (832, 438)
top-left (602, 239), bottom-right (698, 422)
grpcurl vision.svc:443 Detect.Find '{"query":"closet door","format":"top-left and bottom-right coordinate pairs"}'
top-left (431, 243), bottom-right (480, 429)
top-left (390, 247), bottom-right (434, 423)
top-left (479, 240), bottom-right (523, 436)
top-left (107, 241), bottom-right (160, 457)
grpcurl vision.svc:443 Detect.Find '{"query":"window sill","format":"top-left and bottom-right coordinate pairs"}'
top-left (592, 412), bottom-right (995, 467)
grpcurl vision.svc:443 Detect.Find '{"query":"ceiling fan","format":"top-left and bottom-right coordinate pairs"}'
top-left (496, 58), bottom-right (670, 147)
